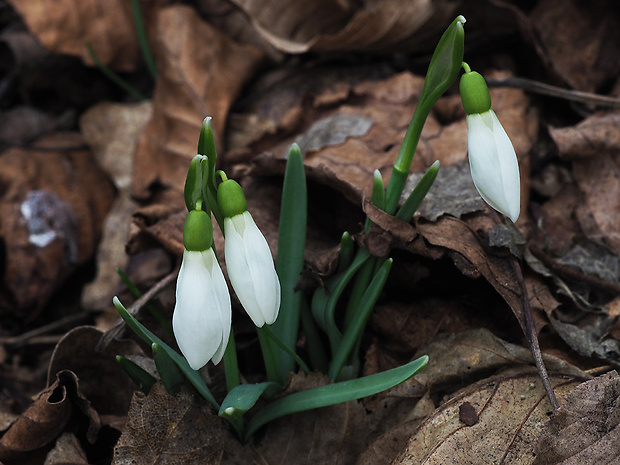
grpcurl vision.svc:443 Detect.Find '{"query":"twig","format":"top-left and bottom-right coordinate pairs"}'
top-left (488, 76), bottom-right (620, 109)
top-left (510, 255), bottom-right (560, 413)
top-left (96, 270), bottom-right (178, 351)
top-left (0, 312), bottom-right (92, 347)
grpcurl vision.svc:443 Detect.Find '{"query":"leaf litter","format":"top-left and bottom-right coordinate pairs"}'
top-left (1, 1), bottom-right (620, 464)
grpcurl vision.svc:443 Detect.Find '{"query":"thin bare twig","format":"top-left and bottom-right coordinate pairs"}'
top-left (0, 312), bottom-right (92, 347)
top-left (510, 256), bottom-right (560, 413)
top-left (488, 76), bottom-right (620, 109)
top-left (96, 270), bottom-right (178, 351)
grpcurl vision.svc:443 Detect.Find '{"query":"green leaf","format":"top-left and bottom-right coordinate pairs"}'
top-left (272, 143), bottom-right (307, 381)
top-left (197, 117), bottom-right (224, 230)
top-left (385, 15), bottom-right (465, 214)
top-left (116, 355), bottom-right (156, 394)
top-left (85, 41), bottom-right (147, 101)
top-left (152, 343), bottom-right (185, 396)
top-left (337, 232), bottom-right (354, 273)
top-left (183, 154), bottom-right (207, 212)
top-left (244, 355), bottom-right (429, 442)
top-left (112, 297), bottom-right (219, 409)
top-left (218, 382), bottom-right (280, 420)
top-left (396, 160), bottom-right (440, 222)
top-left (129, 0), bottom-right (157, 80)
top-left (116, 268), bottom-right (173, 339)
top-left (311, 247), bottom-right (372, 353)
top-left (329, 258), bottom-right (393, 381)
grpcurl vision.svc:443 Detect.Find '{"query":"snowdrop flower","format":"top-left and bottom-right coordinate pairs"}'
top-left (218, 177), bottom-right (281, 327)
top-left (173, 208), bottom-right (231, 370)
top-left (460, 66), bottom-right (520, 222)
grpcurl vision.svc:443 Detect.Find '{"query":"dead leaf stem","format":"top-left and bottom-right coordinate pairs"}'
top-left (510, 254), bottom-right (560, 413)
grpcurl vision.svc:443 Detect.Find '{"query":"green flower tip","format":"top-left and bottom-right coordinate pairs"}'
top-left (184, 154), bottom-right (207, 211)
top-left (183, 209), bottom-right (213, 251)
top-left (198, 117), bottom-right (215, 156)
top-left (460, 71), bottom-right (492, 115)
top-left (217, 179), bottom-right (248, 218)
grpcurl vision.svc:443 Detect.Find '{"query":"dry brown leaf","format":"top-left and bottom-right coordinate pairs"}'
top-left (392, 370), bottom-right (581, 465)
top-left (0, 371), bottom-right (99, 465)
top-left (79, 102), bottom-right (152, 311)
top-left (533, 370), bottom-right (620, 464)
top-left (358, 329), bottom-right (590, 465)
top-left (47, 326), bottom-right (146, 417)
top-left (529, 0), bottom-right (620, 92)
top-left (112, 382), bottom-right (230, 465)
top-left (248, 69), bottom-right (533, 213)
top-left (549, 113), bottom-right (620, 255)
top-left (131, 5), bottom-right (264, 200)
top-left (0, 132), bottom-right (115, 315)
top-left (253, 371), bottom-right (371, 465)
top-left (7, 0), bottom-right (156, 71)
top-left (230, 0), bottom-right (458, 54)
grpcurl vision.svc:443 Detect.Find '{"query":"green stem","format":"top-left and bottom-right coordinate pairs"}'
top-left (384, 101), bottom-right (432, 215)
top-left (257, 326), bottom-right (284, 385)
top-left (262, 325), bottom-right (310, 374)
top-left (85, 42), bottom-right (147, 101)
top-left (223, 330), bottom-right (240, 391)
top-left (328, 258), bottom-right (392, 381)
top-left (129, 0), bottom-right (157, 79)
top-left (300, 300), bottom-right (328, 373)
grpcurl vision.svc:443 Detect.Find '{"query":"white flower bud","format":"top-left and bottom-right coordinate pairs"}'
top-left (172, 248), bottom-right (231, 370)
top-left (466, 110), bottom-right (520, 222)
top-left (224, 211), bottom-right (281, 327)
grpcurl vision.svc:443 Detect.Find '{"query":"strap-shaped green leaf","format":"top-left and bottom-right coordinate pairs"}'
top-left (152, 343), bottom-right (185, 396)
top-left (244, 355), bottom-right (428, 442)
top-left (329, 258), bottom-right (393, 381)
top-left (272, 143), bottom-right (307, 381)
top-left (218, 382), bottom-right (280, 420)
top-left (116, 355), bottom-right (156, 394)
top-left (113, 297), bottom-right (219, 409)
top-left (396, 160), bottom-right (440, 222)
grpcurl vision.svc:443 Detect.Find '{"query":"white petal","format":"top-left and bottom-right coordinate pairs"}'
top-left (467, 111), bottom-right (520, 222)
top-left (225, 212), bottom-right (281, 327)
top-left (172, 249), bottom-right (231, 370)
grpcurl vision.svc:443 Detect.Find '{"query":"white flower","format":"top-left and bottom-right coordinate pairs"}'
top-left (172, 248), bottom-right (231, 370)
top-left (224, 211), bottom-right (281, 327)
top-left (467, 109), bottom-right (520, 222)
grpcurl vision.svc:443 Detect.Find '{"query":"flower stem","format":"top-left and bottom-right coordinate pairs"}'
top-left (223, 330), bottom-right (240, 391)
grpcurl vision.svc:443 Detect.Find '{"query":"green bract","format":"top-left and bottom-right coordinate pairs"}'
top-left (184, 155), bottom-right (207, 212)
top-left (460, 71), bottom-right (492, 115)
top-left (183, 209), bottom-right (213, 251)
top-left (218, 179), bottom-right (248, 218)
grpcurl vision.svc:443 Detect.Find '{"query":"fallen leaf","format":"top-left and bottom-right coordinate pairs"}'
top-left (533, 370), bottom-right (620, 464)
top-left (112, 383), bottom-right (228, 465)
top-left (529, 0), bottom-right (620, 92)
top-left (79, 102), bottom-right (152, 312)
top-left (392, 370), bottom-right (582, 465)
top-left (0, 371), bottom-right (99, 465)
top-left (7, 0), bottom-right (156, 71)
top-left (47, 326), bottom-right (146, 417)
top-left (131, 5), bottom-right (264, 200)
top-left (230, 0), bottom-right (458, 54)
top-left (0, 132), bottom-right (115, 315)
top-left (358, 329), bottom-right (590, 465)
top-left (254, 371), bottom-right (371, 465)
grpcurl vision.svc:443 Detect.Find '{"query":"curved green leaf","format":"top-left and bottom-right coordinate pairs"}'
top-left (244, 355), bottom-right (428, 442)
